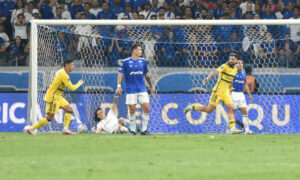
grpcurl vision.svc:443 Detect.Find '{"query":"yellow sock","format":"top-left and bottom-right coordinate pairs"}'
top-left (229, 119), bottom-right (235, 128)
top-left (64, 112), bottom-right (72, 128)
top-left (33, 117), bottom-right (49, 129)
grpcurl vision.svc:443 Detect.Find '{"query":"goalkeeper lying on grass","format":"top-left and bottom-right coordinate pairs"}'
top-left (94, 94), bottom-right (141, 134)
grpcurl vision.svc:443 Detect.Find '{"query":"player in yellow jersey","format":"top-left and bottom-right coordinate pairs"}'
top-left (184, 53), bottom-right (242, 134)
top-left (24, 60), bottom-right (84, 135)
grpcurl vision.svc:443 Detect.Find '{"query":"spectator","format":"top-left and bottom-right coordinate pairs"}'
top-left (262, 0), bottom-right (277, 13)
top-left (138, 2), bottom-right (154, 19)
top-left (110, 0), bottom-right (125, 18)
top-left (278, 33), bottom-right (295, 67)
top-left (38, 0), bottom-right (55, 19)
top-left (191, 0), bottom-right (207, 18)
top-left (32, 9), bottom-right (41, 19)
top-left (163, 2), bottom-right (175, 19)
top-left (24, 1), bottom-right (35, 22)
top-left (288, 6), bottom-right (300, 43)
top-left (240, 0), bottom-right (254, 15)
top-left (283, 2), bottom-right (295, 19)
top-left (54, 32), bottom-right (69, 61)
top-left (244, 11), bottom-right (253, 19)
top-left (156, 31), bottom-right (180, 66)
top-left (261, 4), bottom-right (277, 19)
top-left (0, 24), bottom-right (10, 48)
top-left (0, 37), bottom-right (6, 66)
top-left (69, 0), bottom-right (84, 19)
top-left (83, 3), bottom-right (96, 19)
top-left (11, 0), bottom-right (26, 26)
top-left (254, 1), bottom-right (262, 16)
top-left (131, 0), bottom-right (147, 11)
top-left (202, 0), bottom-right (216, 11)
top-left (151, 0), bottom-right (160, 13)
top-left (53, 1), bottom-right (71, 19)
top-left (157, 7), bottom-right (167, 19)
top-left (8, 36), bottom-right (26, 66)
top-left (97, 2), bottom-right (114, 19)
top-left (198, 8), bottom-right (209, 19)
top-left (1, 0), bottom-right (16, 38)
top-left (183, 6), bottom-right (193, 19)
top-left (214, 0), bottom-right (224, 19)
top-left (108, 36), bottom-right (122, 66)
top-left (230, 1), bottom-right (242, 19)
top-left (89, 0), bottom-right (102, 17)
top-left (131, 11), bottom-right (139, 19)
top-left (14, 14), bottom-right (27, 43)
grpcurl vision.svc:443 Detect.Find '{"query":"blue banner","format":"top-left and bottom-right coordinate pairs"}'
top-left (0, 93), bottom-right (300, 133)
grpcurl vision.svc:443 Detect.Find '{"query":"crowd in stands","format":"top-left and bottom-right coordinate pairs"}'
top-left (0, 0), bottom-right (299, 67)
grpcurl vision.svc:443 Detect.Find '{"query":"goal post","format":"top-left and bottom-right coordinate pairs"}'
top-left (28, 19), bottom-right (300, 133)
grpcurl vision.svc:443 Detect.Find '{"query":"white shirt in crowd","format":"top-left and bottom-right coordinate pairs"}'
top-left (289, 17), bottom-right (300, 42)
top-left (139, 10), bottom-right (156, 19)
top-left (240, 1), bottom-right (255, 15)
top-left (14, 24), bottom-right (27, 39)
top-left (96, 110), bottom-right (119, 133)
top-left (89, 7), bottom-right (102, 17)
top-left (0, 32), bottom-right (10, 47)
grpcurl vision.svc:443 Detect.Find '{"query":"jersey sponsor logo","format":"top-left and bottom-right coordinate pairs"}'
top-left (234, 79), bottom-right (245, 84)
top-left (130, 71), bottom-right (143, 75)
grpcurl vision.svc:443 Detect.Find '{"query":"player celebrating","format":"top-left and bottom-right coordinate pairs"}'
top-left (116, 44), bottom-right (155, 135)
top-left (95, 94), bottom-right (130, 134)
top-left (24, 60), bottom-right (83, 135)
top-left (184, 53), bottom-right (242, 134)
top-left (230, 59), bottom-right (254, 134)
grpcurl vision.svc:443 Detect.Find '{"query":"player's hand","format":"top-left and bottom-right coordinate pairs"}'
top-left (79, 80), bottom-right (84, 84)
top-left (116, 87), bottom-right (122, 94)
top-left (249, 95), bottom-right (253, 103)
top-left (150, 87), bottom-right (155, 95)
top-left (203, 78), bottom-right (208, 85)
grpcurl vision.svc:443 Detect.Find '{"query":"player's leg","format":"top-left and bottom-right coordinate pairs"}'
top-left (127, 93), bottom-right (137, 135)
top-left (237, 93), bottom-right (253, 134)
top-left (61, 98), bottom-right (75, 135)
top-left (184, 92), bottom-right (218, 114)
top-left (139, 92), bottom-right (151, 135)
top-left (25, 101), bottom-right (57, 135)
top-left (224, 95), bottom-right (242, 134)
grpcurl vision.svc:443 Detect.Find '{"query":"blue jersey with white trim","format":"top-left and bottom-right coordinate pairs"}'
top-left (232, 70), bottom-right (246, 92)
top-left (118, 57), bottom-right (149, 94)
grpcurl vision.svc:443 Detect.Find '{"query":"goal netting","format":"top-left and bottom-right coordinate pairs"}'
top-left (28, 20), bottom-right (300, 134)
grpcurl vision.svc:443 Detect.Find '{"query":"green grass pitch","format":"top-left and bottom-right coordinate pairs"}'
top-left (1, 133), bottom-right (300, 180)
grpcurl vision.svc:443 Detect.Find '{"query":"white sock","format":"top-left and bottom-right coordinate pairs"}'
top-left (141, 113), bottom-right (150, 132)
top-left (129, 114), bottom-right (136, 132)
top-left (63, 127), bottom-right (68, 131)
top-left (242, 115), bottom-right (249, 131)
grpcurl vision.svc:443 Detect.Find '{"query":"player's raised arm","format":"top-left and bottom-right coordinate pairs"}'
top-left (203, 70), bottom-right (219, 85)
top-left (145, 72), bottom-right (155, 95)
top-left (111, 94), bottom-right (119, 113)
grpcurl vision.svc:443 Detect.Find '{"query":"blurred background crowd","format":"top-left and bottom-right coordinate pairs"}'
top-left (0, 0), bottom-right (299, 67)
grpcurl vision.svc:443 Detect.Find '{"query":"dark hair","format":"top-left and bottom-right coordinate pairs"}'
top-left (94, 107), bottom-right (102, 122)
top-left (131, 44), bottom-right (142, 52)
top-left (229, 52), bottom-right (239, 59)
top-left (294, 6), bottom-right (300, 11)
top-left (17, 13), bottom-right (25, 18)
top-left (63, 59), bottom-right (73, 67)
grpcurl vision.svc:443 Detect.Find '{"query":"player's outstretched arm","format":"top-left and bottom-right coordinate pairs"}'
top-left (116, 72), bottom-right (123, 95)
top-left (203, 70), bottom-right (218, 85)
top-left (145, 72), bottom-right (155, 95)
top-left (96, 127), bottom-right (102, 134)
top-left (63, 76), bottom-right (84, 91)
top-left (111, 94), bottom-right (119, 114)
top-left (244, 83), bottom-right (253, 103)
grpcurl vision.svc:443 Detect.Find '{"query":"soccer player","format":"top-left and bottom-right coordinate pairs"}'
top-left (24, 60), bottom-right (83, 135)
top-left (230, 59), bottom-right (254, 134)
top-left (116, 44), bottom-right (155, 135)
top-left (184, 53), bottom-right (242, 134)
top-left (95, 94), bottom-right (131, 134)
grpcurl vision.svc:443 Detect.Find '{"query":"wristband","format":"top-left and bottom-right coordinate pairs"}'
top-left (117, 84), bottom-right (121, 88)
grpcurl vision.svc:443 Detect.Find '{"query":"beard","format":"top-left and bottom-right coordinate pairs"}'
top-left (228, 62), bottom-right (235, 68)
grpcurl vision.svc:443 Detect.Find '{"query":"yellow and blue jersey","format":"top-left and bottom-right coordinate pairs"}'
top-left (212, 63), bottom-right (238, 94)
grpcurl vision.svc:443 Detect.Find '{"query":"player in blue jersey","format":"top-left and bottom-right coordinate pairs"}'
top-left (116, 44), bottom-right (155, 135)
top-left (229, 59), bottom-right (254, 134)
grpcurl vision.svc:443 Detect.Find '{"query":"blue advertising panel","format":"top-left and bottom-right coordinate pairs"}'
top-left (0, 93), bottom-right (300, 133)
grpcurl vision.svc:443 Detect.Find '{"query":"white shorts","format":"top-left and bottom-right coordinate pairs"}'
top-left (231, 91), bottom-right (247, 109)
top-left (126, 92), bottom-right (150, 105)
